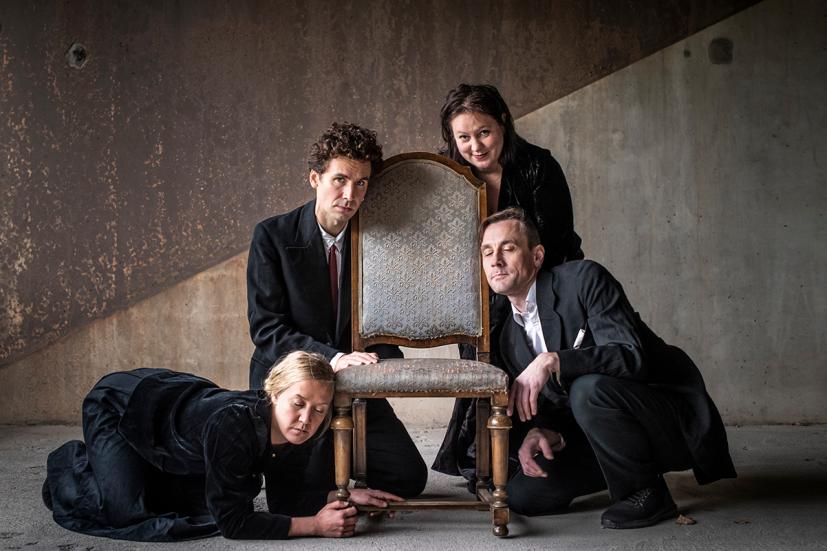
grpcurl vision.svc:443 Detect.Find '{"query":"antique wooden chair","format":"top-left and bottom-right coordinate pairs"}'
top-left (332, 152), bottom-right (511, 537)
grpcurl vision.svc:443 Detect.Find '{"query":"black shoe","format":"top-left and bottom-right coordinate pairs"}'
top-left (601, 480), bottom-right (677, 529)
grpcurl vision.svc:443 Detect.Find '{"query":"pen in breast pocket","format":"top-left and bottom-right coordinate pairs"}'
top-left (573, 326), bottom-right (586, 349)
top-left (557, 326), bottom-right (585, 387)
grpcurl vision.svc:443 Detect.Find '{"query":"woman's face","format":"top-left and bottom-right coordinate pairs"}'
top-left (449, 111), bottom-right (505, 174)
top-left (271, 379), bottom-right (333, 445)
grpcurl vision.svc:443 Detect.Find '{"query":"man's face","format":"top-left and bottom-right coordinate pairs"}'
top-left (310, 156), bottom-right (371, 235)
top-left (480, 220), bottom-right (544, 301)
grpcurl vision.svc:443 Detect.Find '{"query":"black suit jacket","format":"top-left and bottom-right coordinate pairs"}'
top-left (499, 261), bottom-right (736, 484)
top-left (247, 199), bottom-right (400, 388)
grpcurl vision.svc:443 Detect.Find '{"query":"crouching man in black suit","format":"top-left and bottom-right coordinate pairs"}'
top-left (479, 207), bottom-right (735, 528)
top-left (247, 122), bottom-right (427, 500)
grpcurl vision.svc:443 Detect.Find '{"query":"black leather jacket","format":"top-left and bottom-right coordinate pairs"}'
top-left (498, 140), bottom-right (584, 269)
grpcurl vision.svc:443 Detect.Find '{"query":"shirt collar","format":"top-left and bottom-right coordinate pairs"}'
top-left (318, 223), bottom-right (347, 251)
top-left (510, 279), bottom-right (539, 327)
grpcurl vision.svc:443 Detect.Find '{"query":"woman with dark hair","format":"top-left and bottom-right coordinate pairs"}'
top-left (439, 83), bottom-right (583, 268)
top-left (434, 84), bottom-right (584, 482)
top-left (43, 351), bottom-right (401, 541)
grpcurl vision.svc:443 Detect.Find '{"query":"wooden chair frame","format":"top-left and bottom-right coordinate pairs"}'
top-left (331, 152), bottom-right (511, 537)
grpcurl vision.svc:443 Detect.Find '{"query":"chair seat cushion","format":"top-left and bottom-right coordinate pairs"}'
top-left (334, 358), bottom-right (508, 396)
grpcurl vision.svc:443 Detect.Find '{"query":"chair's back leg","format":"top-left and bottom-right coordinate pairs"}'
top-left (352, 398), bottom-right (368, 488)
top-left (475, 398), bottom-right (491, 492)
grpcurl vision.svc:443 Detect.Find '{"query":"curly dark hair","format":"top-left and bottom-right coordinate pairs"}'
top-left (308, 122), bottom-right (383, 176)
top-left (438, 83), bottom-right (524, 168)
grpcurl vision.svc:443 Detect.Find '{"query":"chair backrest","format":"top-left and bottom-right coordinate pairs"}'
top-left (351, 152), bottom-right (489, 357)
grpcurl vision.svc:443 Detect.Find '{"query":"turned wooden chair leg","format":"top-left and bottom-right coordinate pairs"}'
top-left (488, 402), bottom-right (511, 537)
top-left (352, 398), bottom-right (368, 488)
top-left (475, 398), bottom-right (491, 494)
top-left (332, 394), bottom-right (354, 502)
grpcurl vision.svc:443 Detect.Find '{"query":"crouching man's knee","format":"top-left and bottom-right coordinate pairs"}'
top-left (568, 373), bottom-right (625, 430)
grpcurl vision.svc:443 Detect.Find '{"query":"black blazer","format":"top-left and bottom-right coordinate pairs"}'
top-left (247, 199), bottom-right (399, 388)
top-left (500, 261), bottom-right (737, 485)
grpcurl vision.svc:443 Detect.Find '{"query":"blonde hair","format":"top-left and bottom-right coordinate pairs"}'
top-left (263, 351), bottom-right (335, 436)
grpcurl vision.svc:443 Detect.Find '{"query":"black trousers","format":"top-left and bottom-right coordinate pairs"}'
top-left (507, 373), bottom-right (693, 516)
top-left (266, 397), bottom-right (428, 504)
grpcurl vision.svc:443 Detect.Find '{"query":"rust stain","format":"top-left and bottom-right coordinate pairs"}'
top-left (0, 0), bottom-right (760, 366)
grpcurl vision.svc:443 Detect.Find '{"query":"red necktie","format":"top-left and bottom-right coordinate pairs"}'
top-left (328, 244), bottom-right (338, 320)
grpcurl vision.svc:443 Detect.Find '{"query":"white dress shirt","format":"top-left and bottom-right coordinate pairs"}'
top-left (510, 280), bottom-right (548, 356)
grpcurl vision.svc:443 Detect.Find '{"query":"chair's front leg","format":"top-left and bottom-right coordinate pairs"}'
top-left (332, 394), bottom-right (354, 502)
top-left (488, 400), bottom-right (511, 537)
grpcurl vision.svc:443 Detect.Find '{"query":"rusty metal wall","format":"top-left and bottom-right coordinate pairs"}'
top-left (0, 0), bottom-right (758, 366)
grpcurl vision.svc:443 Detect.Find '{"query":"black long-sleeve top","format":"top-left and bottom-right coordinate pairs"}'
top-left (116, 369), bottom-right (329, 539)
top-left (497, 140), bottom-right (584, 269)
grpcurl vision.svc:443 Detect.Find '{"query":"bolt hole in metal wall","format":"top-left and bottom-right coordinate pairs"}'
top-left (66, 42), bottom-right (88, 68)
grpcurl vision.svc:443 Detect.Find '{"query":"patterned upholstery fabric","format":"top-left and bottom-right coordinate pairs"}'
top-left (359, 159), bottom-right (482, 340)
top-left (335, 359), bottom-right (507, 394)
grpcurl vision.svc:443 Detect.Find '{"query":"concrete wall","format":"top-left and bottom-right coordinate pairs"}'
top-left (1, 253), bottom-right (251, 423)
top-left (518, 0), bottom-right (827, 423)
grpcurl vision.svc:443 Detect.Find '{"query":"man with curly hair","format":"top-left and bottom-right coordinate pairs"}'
top-left (247, 122), bottom-right (427, 501)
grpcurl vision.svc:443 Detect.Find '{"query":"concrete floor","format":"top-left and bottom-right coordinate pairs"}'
top-left (1, 424), bottom-right (825, 551)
